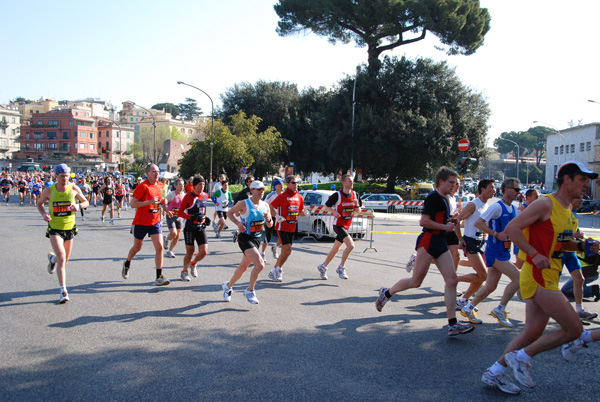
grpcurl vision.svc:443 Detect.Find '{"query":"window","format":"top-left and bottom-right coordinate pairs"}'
top-left (48, 120), bottom-right (59, 127)
top-left (34, 143), bottom-right (43, 149)
top-left (116, 131), bottom-right (119, 138)
top-left (580, 142), bottom-right (585, 152)
top-left (37, 120), bottom-right (42, 125)
top-left (62, 143), bottom-right (70, 151)
top-left (69, 120), bottom-right (74, 126)
top-left (130, 118), bottom-right (133, 122)
top-left (127, 132), bottom-right (130, 139)
top-left (554, 146), bottom-right (558, 155)
top-left (560, 145), bottom-right (564, 154)
top-left (90, 144), bottom-right (95, 150)
top-left (106, 142), bottom-right (109, 148)
top-left (80, 143), bottom-right (85, 149)
top-left (587, 142), bottom-right (592, 151)
top-left (571, 144), bottom-right (575, 153)
top-left (63, 132), bottom-right (69, 139)
top-left (106, 131), bottom-right (110, 136)
top-left (11, 117), bottom-right (16, 123)
top-left (565, 145), bottom-right (569, 154)
top-left (80, 132), bottom-right (85, 138)
top-left (47, 132), bottom-right (57, 140)
top-left (47, 143), bottom-right (57, 149)
top-left (554, 165), bottom-right (558, 177)
top-left (98, 142), bottom-right (101, 149)
top-left (90, 132), bottom-right (94, 139)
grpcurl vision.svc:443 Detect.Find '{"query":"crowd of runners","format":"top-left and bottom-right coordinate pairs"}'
top-left (4, 159), bottom-right (599, 396)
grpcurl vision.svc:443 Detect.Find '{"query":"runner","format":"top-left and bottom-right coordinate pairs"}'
top-left (99, 176), bottom-right (115, 224)
top-left (222, 180), bottom-right (273, 304)
top-left (454, 179), bottom-right (495, 311)
top-left (447, 179), bottom-right (461, 270)
top-left (211, 173), bottom-right (227, 230)
top-left (514, 188), bottom-right (540, 269)
top-left (114, 177), bottom-right (125, 218)
top-left (37, 164), bottom-right (89, 303)
top-left (123, 177), bottom-right (131, 211)
top-left (261, 178), bottom-right (284, 263)
top-left (91, 177), bottom-right (100, 207)
top-left (164, 178), bottom-right (185, 258)
top-left (317, 174), bottom-right (361, 280)
top-left (267, 175), bottom-right (309, 283)
top-left (76, 178), bottom-right (91, 221)
top-left (121, 164), bottom-right (172, 286)
top-left (212, 179), bottom-right (233, 239)
top-left (460, 178), bottom-right (521, 327)
top-left (177, 175), bottom-right (211, 282)
top-left (375, 167), bottom-right (475, 337)
top-left (17, 175), bottom-right (27, 206)
top-left (481, 161), bottom-right (596, 394)
top-left (231, 176), bottom-right (254, 243)
top-left (1, 173), bottom-right (13, 205)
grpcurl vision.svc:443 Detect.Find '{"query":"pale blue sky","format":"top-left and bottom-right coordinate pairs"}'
top-left (3, 0), bottom-right (600, 144)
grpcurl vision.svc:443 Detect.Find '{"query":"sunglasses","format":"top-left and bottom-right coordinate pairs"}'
top-left (289, 181), bottom-right (298, 184)
top-left (512, 187), bottom-right (521, 191)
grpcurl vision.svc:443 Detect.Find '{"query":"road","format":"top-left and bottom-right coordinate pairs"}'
top-left (1, 197), bottom-right (599, 401)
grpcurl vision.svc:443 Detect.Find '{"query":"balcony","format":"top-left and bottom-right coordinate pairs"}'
top-left (29, 123), bottom-right (60, 128)
top-left (0, 119), bottom-right (8, 128)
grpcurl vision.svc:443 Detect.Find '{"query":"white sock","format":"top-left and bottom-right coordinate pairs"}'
top-left (459, 297), bottom-right (468, 303)
top-left (464, 303), bottom-right (475, 312)
top-left (489, 361), bottom-right (505, 376)
top-left (576, 304), bottom-right (583, 313)
top-left (581, 330), bottom-right (593, 344)
top-left (516, 348), bottom-right (532, 364)
top-left (496, 304), bottom-right (506, 311)
top-left (60, 286), bottom-right (67, 294)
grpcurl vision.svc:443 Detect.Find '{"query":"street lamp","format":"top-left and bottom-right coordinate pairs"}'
top-left (177, 81), bottom-right (214, 190)
top-left (133, 103), bottom-right (156, 163)
top-left (350, 72), bottom-right (357, 176)
top-left (497, 137), bottom-right (520, 180)
top-left (287, 140), bottom-right (292, 164)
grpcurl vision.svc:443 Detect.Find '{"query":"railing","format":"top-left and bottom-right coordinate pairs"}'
top-left (387, 200), bottom-right (425, 214)
top-left (29, 123), bottom-right (60, 128)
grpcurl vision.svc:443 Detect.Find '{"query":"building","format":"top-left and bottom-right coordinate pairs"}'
top-left (0, 105), bottom-right (21, 159)
top-left (16, 98), bottom-right (59, 124)
top-left (97, 120), bottom-right (135, 168)
top-left (545, 122), bottom-right (600, 197)
top-left (158, 139), bottom-right (191, 174)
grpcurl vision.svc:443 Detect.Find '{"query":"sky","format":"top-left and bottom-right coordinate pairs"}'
top-left (3, 0), bottom-right (600, 146)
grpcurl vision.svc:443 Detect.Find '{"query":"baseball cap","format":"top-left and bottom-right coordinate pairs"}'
top-left (272, 179), bottom-right (283, 189)
top-left (55, 163), bottom-right (71, 175)
top-left (556, 160), bottom-right (598, 180)
top-left (250, 180), bottom-right (265, 189)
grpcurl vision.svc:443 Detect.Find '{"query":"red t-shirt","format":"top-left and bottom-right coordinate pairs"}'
top-left (132, 180), bottom-right (164, 226)
top-left (271, 188), bottom-right (305, 233)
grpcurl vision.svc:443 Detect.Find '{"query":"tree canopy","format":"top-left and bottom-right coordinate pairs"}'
top-left (494, 126), bottom-right (548, 169)
top-left (275, 0), bottom-right (491, 75)
top-left (151, 102), bottom-right (180, 118)
top-left (178, 98), bottom-right (203, 121)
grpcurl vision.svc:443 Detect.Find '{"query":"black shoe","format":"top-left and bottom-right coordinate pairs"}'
top-left (592, 284), bottom-right (600, 302)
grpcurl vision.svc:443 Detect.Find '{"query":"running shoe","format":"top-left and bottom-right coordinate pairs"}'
top-left (59, 290), bottom-right (69, 304)
top-left (232, 231), bottom-right (238, 243)
top-left (375, 287), bottom-right (390, 312)
top-left (578, 310), bottom-right (598, 320)
top-left (481, 369), bottom-right (520, 395)
top-left (47, 252), bottom-right (56, 274)
top-left (222, 282), bottom-right (232, 302)
top-left (260, 252), bottom-right (267, 264)
top-left (592, 284), bottom-right (600, 302)
top-left (213, 222), bottom-right (218, 232)
top-left (405, 253), bottom-right (416, 273)
top-left (216, 232), bottom-right (222, 239)
top-left (190, 262), bottom-right (198, 278)
top-left (101, 216), bottom-right (104, 223)
top-left (180, 270), bottom-right (190, 282)
top-left (275, 268), bottom-right (283, 282)
top-left (318, 263), bottom-right (328, 280)
top-left (163, 235), bottom-right (168, 245)
top-left (81, 216), bottom-right (85, 221)
top-left (272, 245), bottom-right (279, 259)
top-left (447, 321), bottom-right (475, 336)
top-left (165, 250), bottom-right (176, 258)
top-left (491, 307), bottom-right (513, 328)
top-left (336, 265), bottom-right (348, 280)
top-left (109, 219), bottom-right (114, 225)
top-left (268, 268), bottom-right (277, 281)
top-left (243, 288), bottom-right (259, 304)
top-left (121, 261), bottom-right (130, 280)
top-left (456, 298), bottom-right (469, 311)
top-left (155, 275), bottom-right (171, 286)
top-left (504, 351), bottom-right (534, 388)
top-left (460, 306), bottom-right (483, 324)
top-left (561, 338), bottom-right (584, 362)
top-left (117, 213), bottom-right (121, 218)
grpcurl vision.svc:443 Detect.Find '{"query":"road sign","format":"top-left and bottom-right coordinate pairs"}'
top-left (458, 139), bottom-right (470, 151)
top-left (240, 167), bottom-right (247, 174)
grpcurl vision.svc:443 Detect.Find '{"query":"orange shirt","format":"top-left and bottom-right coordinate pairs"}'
top-left (185, 183), bottom-right (193, 193)
top-left (132, 180), bottom-right (165, 226)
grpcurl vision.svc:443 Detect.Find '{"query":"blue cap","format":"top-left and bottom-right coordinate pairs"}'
top-left (272, 179), bottom-right (284, 189)
top-left (55, 163), bottom-right (70, 175)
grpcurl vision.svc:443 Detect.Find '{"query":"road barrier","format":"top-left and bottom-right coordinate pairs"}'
top-left (301, 205), bottom-right (376, 252)
top-left (387, 200), bottom-right (425, 214)
top-left (592, 210), bottom-right (600, 228)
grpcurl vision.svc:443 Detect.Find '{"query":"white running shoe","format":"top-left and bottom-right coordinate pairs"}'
top-left (154, 275), bottom-right (171, 286)
top-left (318, 264), bottom-right (328, 280)
top-left (165, 249), bottom-right (176, 258)
top-left (561, 338), bottom-right (584, 362)
top-left (121, 261), bottom-right (130, 280)
top-left (275, 268), bottom-right (282, 282)
top-left (260, 252), bottom-right (267, 264)
top-left (491, 307), bottom-right (513, 328)
top-left (460, 306), bottom-right (483, 324)
top-left (481, 369), bottom-right (520, 394)
top-left (180, 271), bottom-right (191, 282)
top-left (222, 282), bottom-right (232, 302)
top-left (405, 253), bottom-right (416, 272)
top-left (216, 232), bottom-right (222, 239)
top-left (336, 265), bottom-right (348, 279)
top-left (59, 291), bottom-right (69, 304)
top-left (190, 263), bottom-right (198, 278)
top-left (268, 268), bottom-right (278, 282)
top-left (101, 216), bottom-right (104, 223)
top-left (163, 235), bottom-right (168, 245)
top-left (243, 288), bottom-right (259, 304)
top-left (47, 252), bottom-right (56, 274)
top-left (504, 351), bottom-right (534, 388)
top-left (109, 219), bottom-right (114, 225)
top-left (271, 245), bottom-right (279, 259)
top-left (456, 298), bottom-right (469, 311)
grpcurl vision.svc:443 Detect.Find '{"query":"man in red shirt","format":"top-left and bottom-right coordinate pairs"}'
top-left (268, 175), bottom-right (309, 282)
top-left (122, 164), bottom-right (172, 286)
top-left (317, 174), bottom-right (361, 280)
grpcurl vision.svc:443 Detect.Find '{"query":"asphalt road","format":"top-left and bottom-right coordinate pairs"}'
top-left (1, 197), bottom-right (599, 401)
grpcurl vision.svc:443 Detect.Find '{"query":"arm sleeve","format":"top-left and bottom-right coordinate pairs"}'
top-left (480, 203), bottom-right (502, 223)
top-left (325, 192), bottom-right (339, 208)
top-left (177, 193), bottom-right (193, 220)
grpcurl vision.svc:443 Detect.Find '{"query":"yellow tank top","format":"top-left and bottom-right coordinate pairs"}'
top-left (49, 183), bottom-right (76, 230)
top-left (518, 194), bottom-right (577, 272)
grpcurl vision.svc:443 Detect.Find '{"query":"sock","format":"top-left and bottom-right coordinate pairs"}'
top-left (516, 348), bottom-right (532, 364)
top-left (156, 269), bottom-right (162, 279)
top-left (124, 260), bottom-right (131, 268)
top-left (576, 304), bottom-right (583, 313)
top-left (464, 303), bottom-right (474, 313)
top-left (497, 304), bottom-right (506, 311)
top-left (385, 290), bottom-right (392, 299)
top-left (459, 297), bottom-right (468, 303)
top-left (489, 361), bottom-right (505, 376)
top-left (581, 330), bottom-right (593, 344)
top-left (60, 286), bottom-right (67, 294)
top-left (448, 318), bottom-right (457, 326)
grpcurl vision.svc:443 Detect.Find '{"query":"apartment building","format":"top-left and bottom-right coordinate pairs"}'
top-left (0, 105), bottom-right (21, 159)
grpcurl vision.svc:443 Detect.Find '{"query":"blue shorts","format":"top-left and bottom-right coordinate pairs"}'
top-left (416, 232), bottom-right (448, 259)
top-left (485, 248), bottom-right (511, 267)
top-left (563, 252), bottom-right (581, 273)
top-left (132, 222), bottom-right (162, 240)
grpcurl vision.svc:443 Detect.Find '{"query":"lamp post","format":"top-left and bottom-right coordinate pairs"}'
top-left (350, 72), bottom-right (357, 176)
top-left (133, 103), bottom-right (156, 163)
top-left (177, 81), bottom-right (214, 190)
top-left (497, 137), bottom-right (520, 180)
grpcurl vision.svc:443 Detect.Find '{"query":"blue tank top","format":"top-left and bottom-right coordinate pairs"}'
top-left (487, 200), bottom-right (516, 252)
top-left (242, 198), bottom-right (267, 237)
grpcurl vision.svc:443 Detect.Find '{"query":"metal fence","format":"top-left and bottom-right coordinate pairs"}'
top-left (386, 200), bottom-right (425, 214)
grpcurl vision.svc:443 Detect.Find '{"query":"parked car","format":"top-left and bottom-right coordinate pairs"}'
top-left (298, 190), bottom-right (368, 240)
top-left (577, 199), bottom-right (600, 213)
top-left (361, 193), bottom-right (404, 212)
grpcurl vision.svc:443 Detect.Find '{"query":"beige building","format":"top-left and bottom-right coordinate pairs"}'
top-left (0, 105), bottom-right (21, 159)
top-left (16, 98), bottom-right (58, 124)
